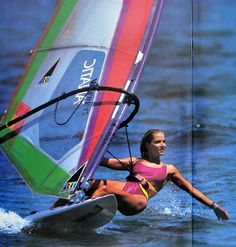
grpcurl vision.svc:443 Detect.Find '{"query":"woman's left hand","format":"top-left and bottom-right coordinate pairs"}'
top-left (213, 205), bottom-right (230, 220)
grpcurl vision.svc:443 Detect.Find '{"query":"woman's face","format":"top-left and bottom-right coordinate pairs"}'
top-left (146, 132), bottom-right (166, 157)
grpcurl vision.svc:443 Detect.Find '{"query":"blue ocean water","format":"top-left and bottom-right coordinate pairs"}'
top-left (0, 0), bottom-right (236, 246)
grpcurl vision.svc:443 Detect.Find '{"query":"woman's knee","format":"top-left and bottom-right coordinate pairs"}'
top-left (89, 180), bottom-right (106, 193)
top-left (100, 185), bottom-right (109, 193)
top-left (93, 185), bottom-right (108, 194)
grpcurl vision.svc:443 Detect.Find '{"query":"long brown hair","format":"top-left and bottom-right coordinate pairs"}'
top-left (140, 129), bottom-right (165, 159)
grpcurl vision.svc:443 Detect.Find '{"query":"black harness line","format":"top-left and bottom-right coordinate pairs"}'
top-left (54, 89), bottom-right (90, 126)
top-left (106, 125), bottom-right (150, 191)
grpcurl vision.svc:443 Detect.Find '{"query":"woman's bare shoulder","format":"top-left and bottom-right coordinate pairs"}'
top-left (164, 163), bottom-right (178, 173)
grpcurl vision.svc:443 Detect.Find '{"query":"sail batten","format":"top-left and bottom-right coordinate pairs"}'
top-left (0, 0), bottom-right (164, 197)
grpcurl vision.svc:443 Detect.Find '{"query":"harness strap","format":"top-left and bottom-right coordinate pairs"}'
top-left (138, 183), bottom-right (149, 199)
top-left (126, 173), bottom-right (158, 199)
top-left (143, 177), bottom-right (158, 195)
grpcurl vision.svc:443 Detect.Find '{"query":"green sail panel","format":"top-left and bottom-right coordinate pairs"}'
top-left (1, 137), bottom-right (70, 196)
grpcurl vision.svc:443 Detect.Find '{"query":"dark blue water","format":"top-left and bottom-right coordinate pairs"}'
top-left (0, 1), bottom-right (236, 246)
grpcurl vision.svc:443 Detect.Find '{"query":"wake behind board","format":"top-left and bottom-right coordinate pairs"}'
top-left (23, 195), bottom-right (117, 233)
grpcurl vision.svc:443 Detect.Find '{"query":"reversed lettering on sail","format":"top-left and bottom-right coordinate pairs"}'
top-left (39, 50), bottom-right (105, 160)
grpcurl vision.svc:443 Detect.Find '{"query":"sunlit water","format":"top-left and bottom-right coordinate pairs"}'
top-left (0, 1), bottom-right (236, 246)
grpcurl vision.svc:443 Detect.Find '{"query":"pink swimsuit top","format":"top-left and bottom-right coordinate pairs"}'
top-left (122, 160), bottom-right (168, 198)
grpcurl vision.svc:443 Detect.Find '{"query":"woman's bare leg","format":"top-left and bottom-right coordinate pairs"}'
top-left (91, 180), bottom-right (148, 216)
top-left (50, 179), bottom-right (147, 215)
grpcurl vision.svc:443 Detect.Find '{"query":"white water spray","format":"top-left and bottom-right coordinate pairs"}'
top-left (0, 208), bottom-right (29, 234)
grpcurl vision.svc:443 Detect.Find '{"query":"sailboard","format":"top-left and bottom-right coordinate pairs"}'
top-left (23, 195), bottom-right (117, 233)
top-left (0, 0), bottom-right (164, 230)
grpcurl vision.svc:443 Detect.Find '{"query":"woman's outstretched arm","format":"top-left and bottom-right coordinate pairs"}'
top-left (168, 165), bottom-right (229, 220)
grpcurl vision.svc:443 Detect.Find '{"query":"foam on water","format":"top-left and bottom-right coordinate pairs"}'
top-left (146, 204), bottom-right (193, 219)
top-left (0, 208), bottom-right (29, 234)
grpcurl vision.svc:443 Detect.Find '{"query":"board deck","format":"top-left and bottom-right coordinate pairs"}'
top-left (23, 195), bottom-right (117, 233)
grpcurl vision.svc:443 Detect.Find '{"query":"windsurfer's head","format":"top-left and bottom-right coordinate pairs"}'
top-left (140, 129), bottom-right (166, 159)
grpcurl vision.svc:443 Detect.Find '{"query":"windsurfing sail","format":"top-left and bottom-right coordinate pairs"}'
top-left (0, 0), bottom-right (164, 198)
